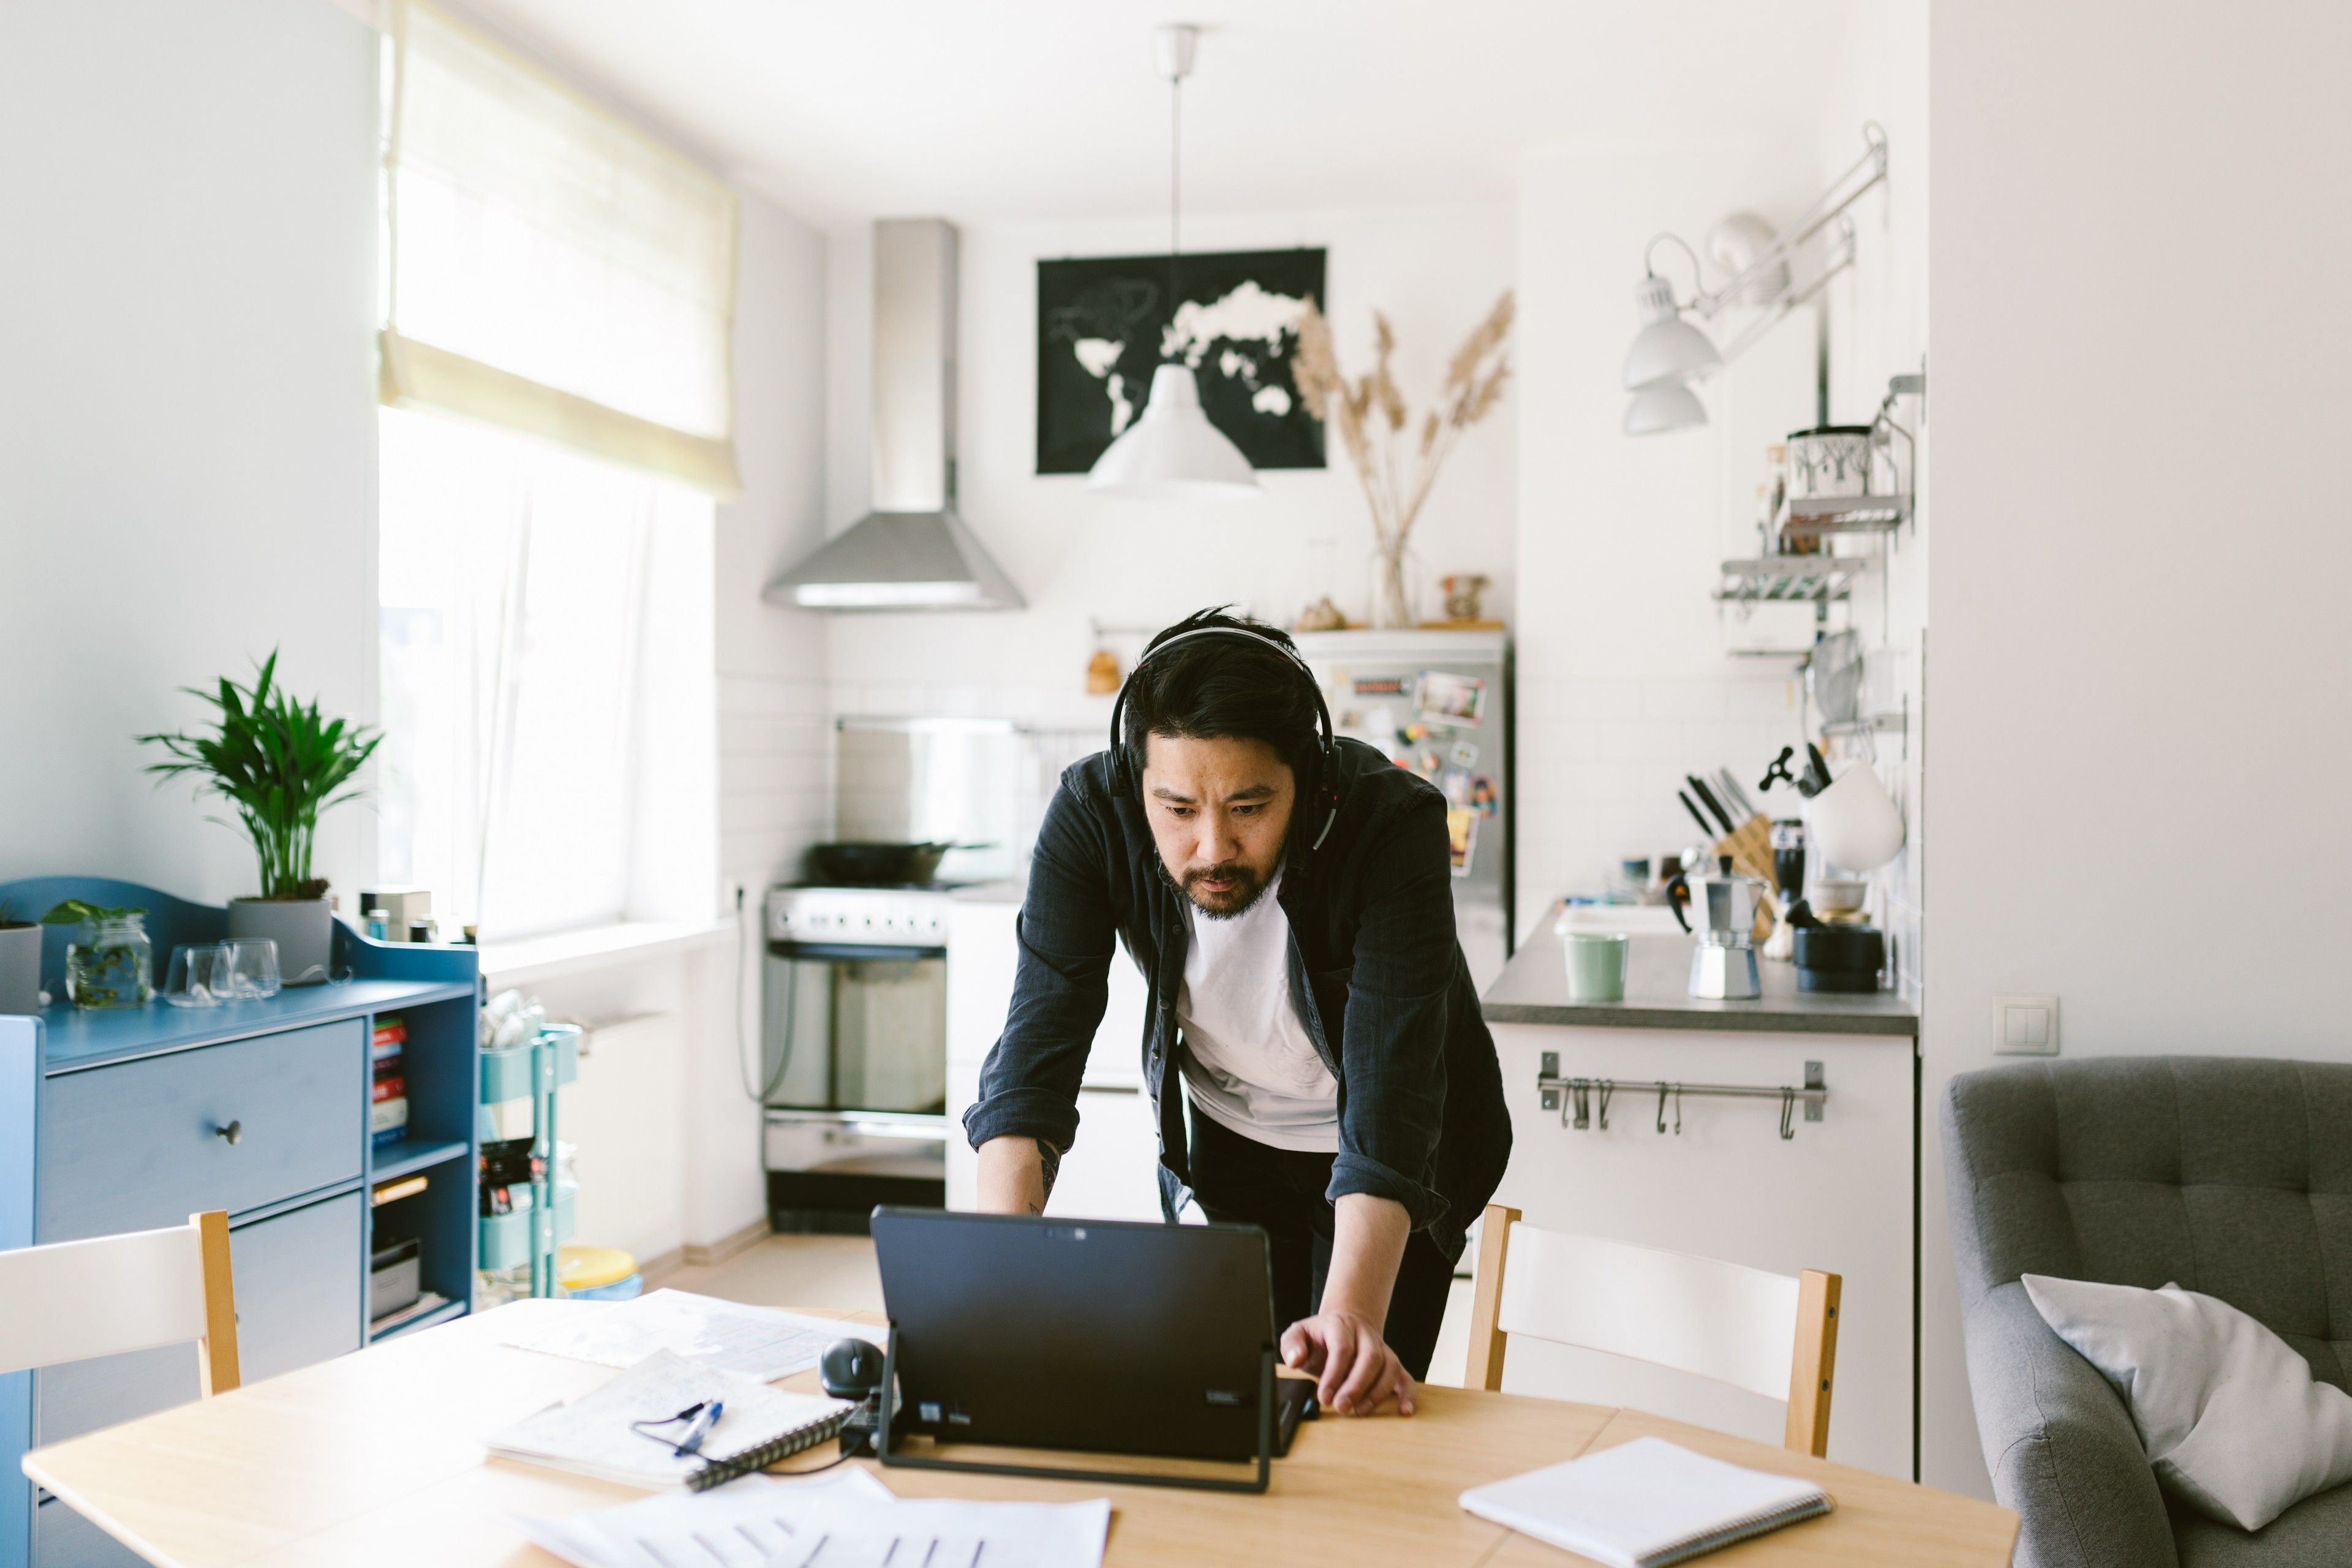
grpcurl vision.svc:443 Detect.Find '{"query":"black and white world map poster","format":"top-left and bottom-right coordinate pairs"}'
top-left (1036, 247), bottom-right (1327, 474)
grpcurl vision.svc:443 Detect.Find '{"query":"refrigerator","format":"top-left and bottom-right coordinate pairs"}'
top-left (1292, 630), bottom-right (1514, 992)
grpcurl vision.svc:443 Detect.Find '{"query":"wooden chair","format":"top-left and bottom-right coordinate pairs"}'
top-left (0, 1211), bottom-right (241, 1396)
top-left (1463, 1202), bottom-right (1841, 1457)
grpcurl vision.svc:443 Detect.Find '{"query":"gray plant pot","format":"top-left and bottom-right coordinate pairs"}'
top-left (228, 897), bottom-right (333, 987)
top-left (0, 922), bottom-right (41, 1014)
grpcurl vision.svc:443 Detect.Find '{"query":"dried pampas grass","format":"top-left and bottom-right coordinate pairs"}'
top-left (1291, 292), bottom-right (1513, 563)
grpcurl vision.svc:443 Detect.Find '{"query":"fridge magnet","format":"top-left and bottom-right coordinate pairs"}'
top-left (1438, 767), bottom-right (1474, 808)
top-left (1446, 808), bottom-right (1479, 876)
top-left (1449, 739), bottom-right (1480, 769)
top-left (1416, 747), bottom-right (1446, 777)
top-left (1469, 774), bottom-right (1499, 816)
top-left (1353, 676), bottom-right (1410, 698)
top-left (1414, 670), bottom-right (1487, 727)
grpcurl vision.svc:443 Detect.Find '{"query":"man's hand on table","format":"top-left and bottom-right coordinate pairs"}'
top-left (1281, 1306), bottom-right (1417, 1417)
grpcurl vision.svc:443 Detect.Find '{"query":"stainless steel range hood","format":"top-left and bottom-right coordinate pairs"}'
top-left (764, 219), bottom-right (1023, 612)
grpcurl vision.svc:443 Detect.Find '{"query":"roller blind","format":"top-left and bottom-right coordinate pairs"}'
top-left (380, 0), bottom-right (741, 496)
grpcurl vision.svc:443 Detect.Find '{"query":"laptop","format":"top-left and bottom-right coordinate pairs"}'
top-left (870, 1208), bottom-right (1314, 1482)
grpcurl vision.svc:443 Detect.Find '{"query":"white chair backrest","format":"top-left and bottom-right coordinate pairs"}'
top-left (0, 1222), bottom-right (211, 1378)
top-left (1494, 1223), bottom-right (1801, 1403)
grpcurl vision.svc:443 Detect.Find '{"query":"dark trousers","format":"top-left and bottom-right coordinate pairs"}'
top-left (1184, 1106), bottom-right (1457, 1381)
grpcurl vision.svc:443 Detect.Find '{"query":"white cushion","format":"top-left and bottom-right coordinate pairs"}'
top-left (2023, 1273), bottom-right (2352, 1531)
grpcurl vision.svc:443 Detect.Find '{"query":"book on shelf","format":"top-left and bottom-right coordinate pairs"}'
top-left (372, 1174), bottom-right (429, 1205)
top-left (372, 1074), bottom-right (406, 1102)
top-left (372, 1097), bottom-right (409, 1142)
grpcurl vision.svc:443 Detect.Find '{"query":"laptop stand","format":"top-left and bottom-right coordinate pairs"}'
top-left (875, 1326), bottom-right (1275, 1494)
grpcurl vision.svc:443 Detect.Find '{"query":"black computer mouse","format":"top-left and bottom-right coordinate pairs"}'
top-left (820, 1336), bottom-right (886, 1399)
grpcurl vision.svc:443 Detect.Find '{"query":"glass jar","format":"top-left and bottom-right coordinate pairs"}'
top-left (66, 914), bottom-right (154, 1008)
top-left (1368, 543), bottom-right (1424, 630)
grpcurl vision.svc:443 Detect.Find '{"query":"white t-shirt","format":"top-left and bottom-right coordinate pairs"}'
top-left (1175, 872), bottom-right (1341, 1152)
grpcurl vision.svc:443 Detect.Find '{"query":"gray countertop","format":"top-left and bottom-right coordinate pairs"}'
top-left (1481, 927), bottom-right (1918, 1036)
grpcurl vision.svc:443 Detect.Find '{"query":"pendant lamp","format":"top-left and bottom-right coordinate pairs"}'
top-left (1086, 24), bottom-right (1260, 500)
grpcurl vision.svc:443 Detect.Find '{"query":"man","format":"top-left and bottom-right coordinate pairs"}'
top-left (964, 608), bottom-right (1511, 1420)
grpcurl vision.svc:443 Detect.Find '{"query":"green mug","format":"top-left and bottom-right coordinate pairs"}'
top-left (1562, 931), bottom-right (1630, 1002)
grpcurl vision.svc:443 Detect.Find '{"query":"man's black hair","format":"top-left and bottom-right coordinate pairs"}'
top-left (1121, 607), bottom-right (1322, 791)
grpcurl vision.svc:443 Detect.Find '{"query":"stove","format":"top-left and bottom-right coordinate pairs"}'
top-left (760, 884), bottom-right (955, 1232)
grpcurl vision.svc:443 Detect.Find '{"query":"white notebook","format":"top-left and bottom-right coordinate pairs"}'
top-left (1460, 1436), bottom-right (1833, 1568)
top-left (487, 1351), bottom-right (854, 1491)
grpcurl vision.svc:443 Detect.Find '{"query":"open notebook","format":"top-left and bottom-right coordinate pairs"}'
top-left (488, 1351), bottom-right (855, 1491)
top-left (1460, 1436), bottom-right (1832, 1568)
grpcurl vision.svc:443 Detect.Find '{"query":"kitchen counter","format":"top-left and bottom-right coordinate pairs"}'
top-left (1481, 926), bottom-right (1917, 1036)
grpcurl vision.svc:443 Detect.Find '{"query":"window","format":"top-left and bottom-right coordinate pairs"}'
top-left (373, 1), bottom-right (731, 939)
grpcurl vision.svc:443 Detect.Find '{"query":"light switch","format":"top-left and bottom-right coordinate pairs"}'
top-left (1993, 993), bottom-right (2060, 1055)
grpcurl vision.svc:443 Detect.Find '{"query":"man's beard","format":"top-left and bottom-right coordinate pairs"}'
top-left (1180, 858), bottom-right (1272, 919)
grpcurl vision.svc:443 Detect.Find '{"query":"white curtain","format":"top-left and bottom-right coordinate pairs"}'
top-left (377, 407), bottom-right (713, 940)
top-left (379, 0), bottom-right (741, 496)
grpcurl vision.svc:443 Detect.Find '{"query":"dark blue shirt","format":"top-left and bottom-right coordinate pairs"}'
top-left (960, 738), bottom-right (1511, 1259)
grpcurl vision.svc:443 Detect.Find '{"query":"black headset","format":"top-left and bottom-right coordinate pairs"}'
top-left (1107, 625), bottom-right (1341, 854)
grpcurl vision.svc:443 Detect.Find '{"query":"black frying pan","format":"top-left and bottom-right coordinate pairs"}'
top-left (804, 841), bottom-right (973, 886)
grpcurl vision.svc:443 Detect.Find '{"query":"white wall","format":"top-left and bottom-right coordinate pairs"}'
top-left (695, 189), bottom-right (835, 1251)
top-left (1512, 140), bottom-right (1832, 928)
top-left (0, 0), bottom-right (380, 901)
top-left (1923, 0), bottom-right (2352, 1498)
top-left (821, 205), bottom-right (1517, 729)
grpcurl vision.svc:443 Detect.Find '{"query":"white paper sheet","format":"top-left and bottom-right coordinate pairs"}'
top-left (518, 1470), bottom-right (1112, 1568)
top-left (500, 1289), bottom-right (881, 1381)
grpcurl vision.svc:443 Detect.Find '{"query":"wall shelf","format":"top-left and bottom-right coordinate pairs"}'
top-left (1716, 556), bottom-right (1877, 605)
top-left (371, 1137), bottom-right (471, 1185)
top-left (1781, 494), bottom-right (1909, 539)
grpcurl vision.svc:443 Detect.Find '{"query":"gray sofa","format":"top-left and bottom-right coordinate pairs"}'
top-left (1942, 1057), bottom-right (2352, 1567)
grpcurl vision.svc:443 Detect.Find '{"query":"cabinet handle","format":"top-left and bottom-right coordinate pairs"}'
top-left (214, 1119), bottom-right (243, 1146)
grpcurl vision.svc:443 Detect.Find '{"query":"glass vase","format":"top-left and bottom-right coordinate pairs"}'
top-left (1368, 544), bottom-right (1423, 630)
top-left (66, 914), bottom-right (154, 1009)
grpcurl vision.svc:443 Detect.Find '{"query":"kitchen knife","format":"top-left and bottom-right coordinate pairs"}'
top-left (1685, 775), bottom-right (1738, 836)
top-left (1678, 791), bottom-right (1717, 840)
top-left (1716, 768), bottom-right (1759, 823)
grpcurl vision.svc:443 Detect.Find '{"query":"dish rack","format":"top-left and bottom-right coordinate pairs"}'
top-left (1774, 372), bottom-right (1923, 546)
top-left (478, 1022), bottom-right (579, 1298)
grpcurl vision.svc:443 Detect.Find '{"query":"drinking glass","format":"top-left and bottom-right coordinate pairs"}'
top-left (162, 942), bottom-right (238, 1008)
top-left (222, 937), bottom-right (282, 999)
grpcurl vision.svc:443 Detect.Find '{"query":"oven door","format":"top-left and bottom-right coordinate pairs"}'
top-left (762, 941), bottom-right (948, 1116)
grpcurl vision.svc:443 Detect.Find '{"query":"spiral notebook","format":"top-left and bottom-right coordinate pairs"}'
top-left (488, 1350), bottom-right (855, 1491)
top-left (1460, 1436), bottom-right (1832, 1567)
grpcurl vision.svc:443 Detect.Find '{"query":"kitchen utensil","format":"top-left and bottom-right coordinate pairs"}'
top-left (1808, 876), bottom-right (1868, 916)
top-left (1804, 761), bottom-right (1905, 873)
top-left (1784, 425), bottom-right (1877, 499)
top-left (1793, 924), bottom-right (1885, 993)
top-left (1678, 791), bottom-right (1717, 840)
top-left (804, 841), bottom-right (974, 886)
top-left (1759, 747), bottom-right (1799, 796)
top-left (1664, 856), bottom-right (1770, 1000)
top-left (1770, 820), bottom-right (1808, 898)
top-left (1714, 769), bottom-right (1759, 823)
top-left (1806, 630), bottom-right (1865, 725)
top-left (1561, 932), bottom-right (1629, 1003)
top-left (1684, 776), bottom-right (1738, 835)
top-left (1803, 743), bottom-right (1834, 796)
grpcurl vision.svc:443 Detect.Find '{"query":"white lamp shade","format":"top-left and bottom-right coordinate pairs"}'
top-left (1623, 379), bottom-right (1708, 435)
top-left (1085, 363), bottom-right (1261, 499)
top-left (1622, 315), bottom-right (1722, 390)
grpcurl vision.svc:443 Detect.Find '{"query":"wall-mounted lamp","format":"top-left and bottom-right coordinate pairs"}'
top-left (1621, 124), bottom-right (1888, 435)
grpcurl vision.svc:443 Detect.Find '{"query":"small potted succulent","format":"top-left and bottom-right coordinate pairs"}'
top-left (0, 902), bottom-right (41, 1014)
top-left (140, 651), bottom-right (380, 986)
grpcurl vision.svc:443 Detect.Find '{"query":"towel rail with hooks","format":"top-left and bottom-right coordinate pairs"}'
top-left (1536, 1053), bottom-right (1828, 1140)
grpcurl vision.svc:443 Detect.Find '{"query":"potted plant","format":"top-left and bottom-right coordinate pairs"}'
top-left (140, 650), bottom-right (381, 986)
top-left (41, 898), bottom-right (152, 1009)
top-left (0, 901), bottom-right (41, 1014)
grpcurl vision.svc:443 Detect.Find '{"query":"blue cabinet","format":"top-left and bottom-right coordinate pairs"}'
top-left (0, 878), bottom-right (480, 1568)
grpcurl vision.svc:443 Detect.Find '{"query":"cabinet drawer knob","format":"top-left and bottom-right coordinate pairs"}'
top-left (214, 1119), bottom-right (243, 1146)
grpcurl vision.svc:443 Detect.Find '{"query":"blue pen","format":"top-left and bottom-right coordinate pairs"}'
top-left (673, 1398), bottom-right (723, 1458)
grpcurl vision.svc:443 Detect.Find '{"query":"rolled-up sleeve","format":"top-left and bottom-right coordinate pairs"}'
top-left (1325, 793), bottom-right (1455, 1232)
top-left (961, 774), bottom-right (1117, 1155)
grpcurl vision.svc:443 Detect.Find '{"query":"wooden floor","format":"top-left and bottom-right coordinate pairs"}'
top-left (657, 1231), bottom-right (1480, 1387)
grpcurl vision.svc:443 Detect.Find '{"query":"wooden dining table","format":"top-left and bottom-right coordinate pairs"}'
top-left (22, 1299), bottom-right (2016, 1567)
